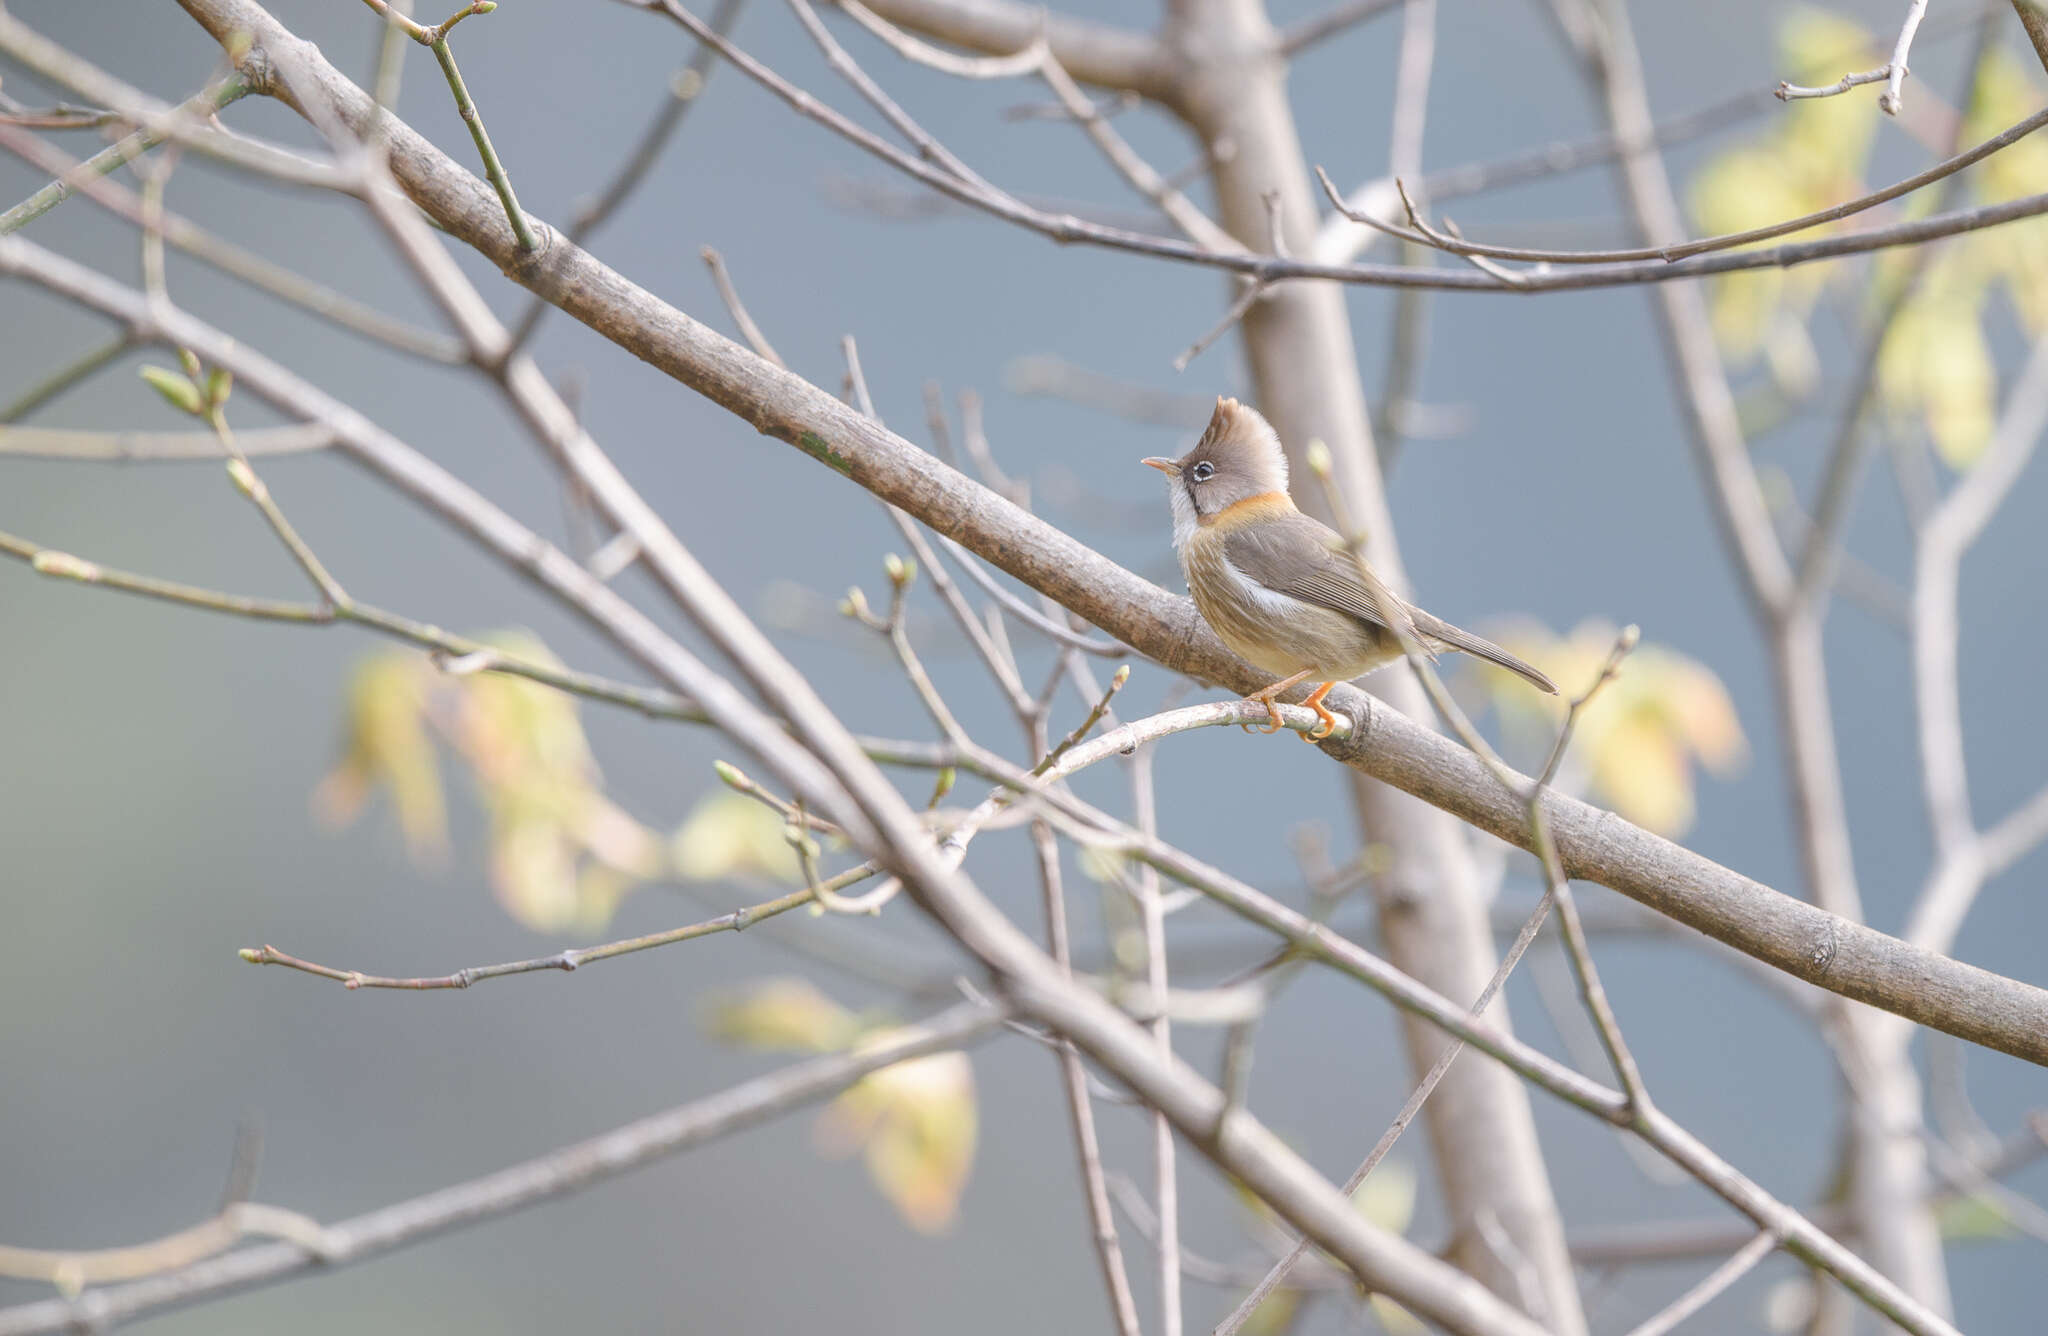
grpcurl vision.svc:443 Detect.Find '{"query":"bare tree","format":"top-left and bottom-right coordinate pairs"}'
top-left (3, 0), bottom-right (2047, 1332)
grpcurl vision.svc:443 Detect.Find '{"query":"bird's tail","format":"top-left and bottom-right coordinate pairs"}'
top-left (1410, 612), bottom-right (1559, 695)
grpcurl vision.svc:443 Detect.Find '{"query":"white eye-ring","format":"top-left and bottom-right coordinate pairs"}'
top-left (1190, 460), bottom-right (1215, 482)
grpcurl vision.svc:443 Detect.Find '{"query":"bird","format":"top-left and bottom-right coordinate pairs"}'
top-left (1143, 397), bottom-right (1557, 742)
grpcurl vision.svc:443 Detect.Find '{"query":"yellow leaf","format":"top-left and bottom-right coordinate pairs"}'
top-left (1880, 302), bottom-right (1997, 469)
top-left (573, 793), bottom-right (667, 879)
top-left (1351, 1160), bottom-right (1417, 1236)
top-left (319, 632), bottom-right (665, 932)
top-left (1963, 50), bottom-right (2048, 206)
top-left (1591, 711), bottom-right (1694, 836)
top-left (1367, 1295), bottom-right (1426, 1336)
top-left (490, 813), bottom-right (580, 932)
top-left (672, 790), bottom-right (802, 884)
top-left (704, 977), bottom-right (862, 1053)
top-left (1235, 1286), bottom-right (1302, 1336)
top-left (313, 651), bottom-right (445, 860)
top-left (1686, 9), bottom-right (1884, 361)
top-left (455, 631), bottom-right (600, 792)
top-left (1470, 621), bottom-right (1747, 838)
top-left (816, 1047), bottom-right (978, 1234)
top-left (1640, 656), bottom-right (1748, 776)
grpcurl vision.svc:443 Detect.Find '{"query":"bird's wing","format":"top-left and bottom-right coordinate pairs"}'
top-left (1223, 512), bottom-right (1559, 694)
top-left (1221, 511), bottom-right (1408, 633)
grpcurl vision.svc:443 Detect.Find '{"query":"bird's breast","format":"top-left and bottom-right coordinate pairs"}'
top-left (1180, 527), bottom-right (1393, 680)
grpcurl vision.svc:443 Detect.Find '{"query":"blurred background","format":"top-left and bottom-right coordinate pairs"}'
top-left (2, 0), bottom-right (2044, 1330)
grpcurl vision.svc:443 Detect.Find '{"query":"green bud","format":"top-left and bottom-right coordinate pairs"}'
top-left (225, 457), bottom-right (262, 499)
top-left (32, 550), bottom-right (98, 582)
top-left (140, 364), bottom-right (205, 416)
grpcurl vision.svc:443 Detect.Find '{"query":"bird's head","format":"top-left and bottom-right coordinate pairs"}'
top-left (1142, 397), bottom-right (1292, 546)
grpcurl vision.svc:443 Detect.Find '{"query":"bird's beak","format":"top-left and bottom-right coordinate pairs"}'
top-left (1140, 457), bottom-right (1181, 475)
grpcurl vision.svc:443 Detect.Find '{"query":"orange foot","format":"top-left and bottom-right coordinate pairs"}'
top-left (1238, 669), bottom-right (1315, 736)
top-left (1299, 681), bottom-right (1339, 742)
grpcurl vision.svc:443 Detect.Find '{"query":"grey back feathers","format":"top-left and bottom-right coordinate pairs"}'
top-left (1221, 513), bottom-right (1404, 635)
top-left (1227, 513), bottom-right (1558, 693)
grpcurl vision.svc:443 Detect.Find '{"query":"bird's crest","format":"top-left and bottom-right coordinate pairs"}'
top-left (1196, 396), bottom-right (1287, 486)
top-left (1198, 396), bottom-right (1274, 451)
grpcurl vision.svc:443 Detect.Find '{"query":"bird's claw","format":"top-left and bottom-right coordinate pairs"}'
top-left (1237, 693), bottom-right (1286, 734)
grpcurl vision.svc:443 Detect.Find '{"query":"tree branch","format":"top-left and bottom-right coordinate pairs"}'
top-left (844, 0), bottom-right (1175, 101)
top-left (0, 1002), bottom-right (1004, 1336)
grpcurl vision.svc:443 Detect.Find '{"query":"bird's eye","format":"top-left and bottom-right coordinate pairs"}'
top-left (1190, 461), bottom-right (1215, 482)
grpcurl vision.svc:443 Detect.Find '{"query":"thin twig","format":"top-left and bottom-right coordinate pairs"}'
top-left (1779, 66), bottom-right (1892, 101)
top-left (620, 0), bottom-right (2048, 294)
top-left (357, 0), bottom-right (539, 251)
top-left (1127, 740), bottom-right (1181, 1336)
top-left (1021, 729), bottom-right (1142, 1332)
top-left (1213, 886), bottom-right (1563, 1336)
top-left (1, 333), bottom-right (132, 423)
top-left (1880, 0), bottom-right (1932, 115)
top-left (1621, 1227), bottom-right (1785, 1336)
top-left (1373, 0), bottom-right (1437, 471)
top-left (237, 881), bottom-right (831, 989)
top-left (1275, 0), bottom-right (1402, 56)
top-left (836, 0), bottom-right (1048, 77)
top-left (0, 76), bottom-right (249, 236)
top-left (507, 0), bottom-right (745, 348)
top-left (930, 532), bottom-right (1127, 655)
top-left (0, 1002), bottom-right (1002, 1334)
top-left (0, 124), bottom-right (465, 361)
top-left (1174, 191), bottom-right (1284, 370)
top-left (1316, 102), bottom-right (2048, 267)
top-left (699, 246), bottom-right (787, 367)
top-left (0, 526), bottom-right (720, 724)
top-left (0, 1203), bottom-right (335, 1294)
top-left (783, 0), bottom-right (995, 193)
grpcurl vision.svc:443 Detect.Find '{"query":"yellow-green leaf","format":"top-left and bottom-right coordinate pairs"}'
top-left (1351, 1159), bottom-right (1417, 1236)
top-left (313, 651), bottom-right (446, 860)
top-left (1471, 620), bottom-right (1747, 838)
top-left (704, 977), bottom-right (863, 1053)
top-left (816, 1045), bottom-right (978, 1234)
top-left (1235, 1286), bottom-right (1302, 1336)
top-left (672, 790), bottom-right (802, 884)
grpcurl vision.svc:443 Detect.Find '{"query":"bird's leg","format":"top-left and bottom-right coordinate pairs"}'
top-left (1298, 682), bottom-right (1339, 742)
top-left (1241, 668), bottom-right (1317, 735)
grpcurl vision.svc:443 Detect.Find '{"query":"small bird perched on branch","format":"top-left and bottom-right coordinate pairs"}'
top-left (1144, 397), bottom-right (1557, 741)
